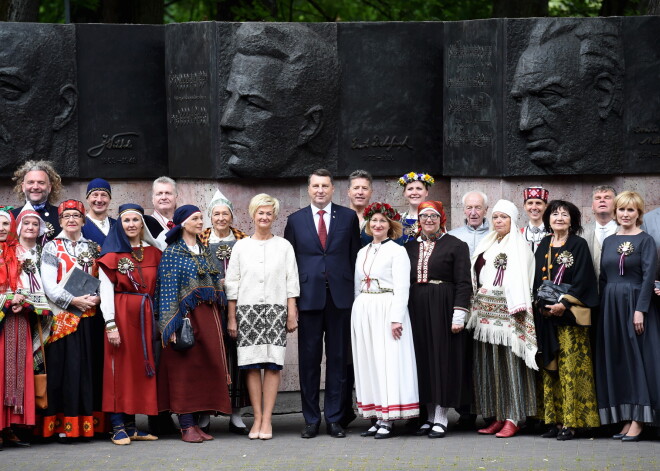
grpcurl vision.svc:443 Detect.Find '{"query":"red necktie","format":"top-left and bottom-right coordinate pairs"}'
top-left (317, 210), bottom-right (327, 250)
top-left (166, 221), bottom-right (175, 229)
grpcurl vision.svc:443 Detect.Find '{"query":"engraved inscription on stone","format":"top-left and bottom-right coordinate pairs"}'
top-left (169, 71), bottom-right (209, 128)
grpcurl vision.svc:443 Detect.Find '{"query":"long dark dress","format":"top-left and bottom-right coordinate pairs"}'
top-left (405, 234), bottom-right (472, 407)
top-left (596, 231), bottom-right (660, 425)
top-left (202, 227), bottom-right (250, 410)
top-left (533, 234), bottom-right (600, 428)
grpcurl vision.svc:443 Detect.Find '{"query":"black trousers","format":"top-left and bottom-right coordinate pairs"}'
top-left (298, 289), bottom-right (351, 425)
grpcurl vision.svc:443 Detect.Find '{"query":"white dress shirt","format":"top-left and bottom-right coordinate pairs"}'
top-left (596, 219), bottom-right (618, 245)
top-left (312, 202), bottom-right (332, 233)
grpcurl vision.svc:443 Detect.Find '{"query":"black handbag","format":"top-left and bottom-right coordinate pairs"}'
top-left (535, 279), bottom-right (572, 308)
top-left (172, 317), bottom-right (195, 351)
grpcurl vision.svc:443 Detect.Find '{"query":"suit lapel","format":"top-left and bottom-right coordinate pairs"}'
top-left (326, 205), bottom-right (340, 248)
top-left (304, 206), bottom-right (323, 250)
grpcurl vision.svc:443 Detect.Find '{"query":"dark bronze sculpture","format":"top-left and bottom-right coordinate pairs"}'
top-left (508, 18), bottom-right (624, 174)
top-left (0, 23), bottom-right (78, 176)
top-left (220, 23), bottom-right (339, 178)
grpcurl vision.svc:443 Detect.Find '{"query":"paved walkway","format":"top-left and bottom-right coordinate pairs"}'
top-left (2, 413), bottom-right (658, 471)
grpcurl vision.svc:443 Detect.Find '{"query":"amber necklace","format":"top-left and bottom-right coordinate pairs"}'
top-left (131, 241), bottom-right (144, 262)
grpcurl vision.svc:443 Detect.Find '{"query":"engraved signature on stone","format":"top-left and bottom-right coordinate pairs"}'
top-left (87, 132), bottom-right (139, 158)
top-left (351, 135), bottom-right (413, 152)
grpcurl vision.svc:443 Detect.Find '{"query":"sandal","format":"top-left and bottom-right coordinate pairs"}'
top-left (414, 421), bottom-right (433, 436)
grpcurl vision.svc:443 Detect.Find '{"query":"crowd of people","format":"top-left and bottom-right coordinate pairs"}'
top-left (0, 160), bottom-right (658, 450)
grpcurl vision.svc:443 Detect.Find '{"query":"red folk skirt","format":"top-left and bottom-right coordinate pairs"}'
top-left (158, 303), bottom-right (232, 415)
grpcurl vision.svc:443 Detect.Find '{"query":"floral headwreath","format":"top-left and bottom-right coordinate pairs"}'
top-left (398, 171), bottom-right (435, 187)
top-left (363, 202), bottom-right (401, 222)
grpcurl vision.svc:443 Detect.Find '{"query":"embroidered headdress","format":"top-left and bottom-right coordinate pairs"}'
top-left (207, 189), bottom-right (234, 218)
top-left (58, 199), bottom-right (86, 217)
top-left (523, 186), bottom-right (549, 203)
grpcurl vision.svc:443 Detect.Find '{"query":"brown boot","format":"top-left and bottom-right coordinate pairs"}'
top-left (181, 426), bottom-right (204, 443)
top-left (194, 425), bottom-right (214, 441)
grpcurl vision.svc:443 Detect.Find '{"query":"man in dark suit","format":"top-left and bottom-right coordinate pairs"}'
top-left (10, 160), bottom-right (62, 242)
top-left (284, 169), bottom-right (360, 439)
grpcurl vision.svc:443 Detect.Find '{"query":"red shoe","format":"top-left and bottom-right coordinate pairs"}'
top-left (496, 420), bottom-right (520, 438)
top-left (194, 425), bottom-right (214, 441)
top-left (478, 420), bottom-right (505, 435)
top-left (181, 426), bottom-right (204, 443)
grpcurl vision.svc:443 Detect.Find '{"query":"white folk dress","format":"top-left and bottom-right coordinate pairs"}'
top-left (225, 236), bottom-right (299, 367)
top-left (351, 239), bottom-right (419, 420)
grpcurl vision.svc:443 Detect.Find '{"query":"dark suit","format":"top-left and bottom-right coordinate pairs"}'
top-left (284, 203), bottom-right (360, 425)
top-left (10, 202), bottom-right (61, 243)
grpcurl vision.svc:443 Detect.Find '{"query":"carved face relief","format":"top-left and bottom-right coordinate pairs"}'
top-left (221, 53), bottom-right (309, 177)
top-left (0, 28), bottom-right (76, 172)
top-left (510, 36), bottom-right (600, 172)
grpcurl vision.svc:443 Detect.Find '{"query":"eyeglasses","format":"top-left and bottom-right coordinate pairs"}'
top-left (60, 214), bottom-right (82, 220)
top-left (419, 214), bottom-right (440, 221)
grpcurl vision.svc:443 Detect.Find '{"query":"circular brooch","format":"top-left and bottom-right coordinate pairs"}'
top-left (215, 244), bottom-right (232, 261)
top-left (45, 222), bottom-right (55, 239)
top-left (493, 253), bottom-right (508, 270)
top-left (117, 257), bottom-right (135, 275)
top-left (22, 258), bottom-right (37, 274)
top-left (77, 251), bottom-right (95, 270)
top-left (617, 241), bottom-right (634, 256)
top-left (404, 221), bottom-right (419, 237)
top-left (556, 251), bottom-right (574, 268)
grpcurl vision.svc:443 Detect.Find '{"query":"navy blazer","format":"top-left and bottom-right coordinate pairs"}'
top-left (284, 203), bottom-right (360, 311)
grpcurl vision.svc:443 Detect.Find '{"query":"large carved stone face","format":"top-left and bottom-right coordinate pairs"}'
top-left (510, 35), bottom-right (601, 172)
top-left (221, 53), bottom-right (307, 177)
top-left (0, 29), bottom-right (65, 171)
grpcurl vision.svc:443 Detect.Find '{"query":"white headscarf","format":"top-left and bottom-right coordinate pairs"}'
top-left (472, 199), bottom-right (535, 316)
top-left (207, 189), bottom-right (234, 218)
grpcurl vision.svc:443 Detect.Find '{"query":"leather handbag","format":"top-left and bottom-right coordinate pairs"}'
top-left (35, 320), bottom-right (48, 409)
top-left (172, 317), bottom-right (195, 351)
top-left (535, 280), bottom-right (572, 308)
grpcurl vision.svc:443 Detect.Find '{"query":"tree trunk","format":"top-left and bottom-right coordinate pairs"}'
top-left (647, 0), bottom-right (660, 14)
top-left (492, 0), bottom-right (548, 18)
top-left (599, 0), bottom-right (629, 16)
top-left (0, 0), bottom-right (39, 21)
top-left (101, 0), bottom-right (163, 24)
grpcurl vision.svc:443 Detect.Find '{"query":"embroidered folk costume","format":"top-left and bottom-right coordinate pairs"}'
top-left (398, 172), bottom-right (435, 245)
top-left (0, 208), bottom-right (40, 434)
top-left (521, 187), bottom-right (549, 253)
top-left (81, 178), bottom-right (116, 245)
top-left (406, 201), bottom-right (471, 434)
top-left (596, 232), bottom-right (660, 426)
top-left (200, 190), bottom-right (251, 411)
top-left (156, 205), bottom-right (232, 428)
top-left (97, 204), bottom-right (162, 444)
top-left (468, 200), bottom-right (538, 427)
top-left (39, 200), bottom-right (106, 439)
top-left (351, 203), bottom-right (419, 424)
top-left (533, 234), bottom-right (600, 430)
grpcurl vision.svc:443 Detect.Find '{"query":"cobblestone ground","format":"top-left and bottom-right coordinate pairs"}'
top-left (2, 413), bottom-right (658, 471)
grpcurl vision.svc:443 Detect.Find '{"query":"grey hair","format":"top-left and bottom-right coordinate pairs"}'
top-left (348, 169), bottom-right (373, 186)
top-left (461, 190), bottom-right (488, 208)
top-left (592, 185), bottom-right (617, 197)
top-left (152, 176), bottom-right (177, 196)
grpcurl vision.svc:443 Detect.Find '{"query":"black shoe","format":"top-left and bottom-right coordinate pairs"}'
top-left (3, 430), bottom-right (30, 448)
top-left (428, 423), bottom-right (447, 439)
top-left (326, 422), bottom-right (346, 438)
top-left (228, 422), bottom-right (250, 436)
top-left (612, 433), bottom-right (626, 439)
top-left (621, 433), bottom-right (641, 442)
top-left (148, 413), bottom-right (179, 436)
top-left (301, 423), bottom-right (319, 439)
top-left (541, 427), bottom-right (560, 438)
top-left (339, 411), bottom-right (357, 429)
top-left (557, 428), bottom-right (575, 441)
top-left (454, 415), bottom-right (477, 431)
top-left (414, 421), bottom-right (433, 436)
top-left (360, 426), bottom-right (378, 437)
top-left (374, 425), bottom-right (393, 439)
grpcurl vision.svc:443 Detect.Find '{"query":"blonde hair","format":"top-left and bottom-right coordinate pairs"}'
top-left (248, 193), bottom-right (280, 219)
top-left (614, 191), bottom-right (645, 226)
top-left (12, 160), bottom-right (63, 203)
top-left (365, 214), bottom-right (403, 240)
